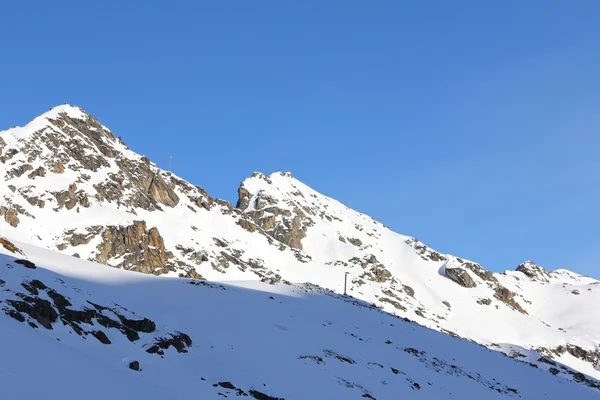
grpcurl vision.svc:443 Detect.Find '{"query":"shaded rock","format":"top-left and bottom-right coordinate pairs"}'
top-left (7, 164), bottom-right (33, 178)
top-left (403, 285), bottom-right (415, 297)
top-left (148, 174), bottom-right (179, 207)
top-left (14, 259), bottom-right (36, 269)
top-left (236, 186), bottom-right (251, 210)
top-left (218, 382), bottom-right (236, 390)
top-left (28, 166), bottom-right (46, 179)
top-left (47, 289), bottom-right (72, 308)
top-left (129, 361), bottom-right (140, 371)
top-left (348, 238), bottom-right (363, 247)
top-left (92, 330), bottom-right (111, 344)
top-left (118, 315), bottom-right (156, 333)
top-left (146, 331), bottom-right (192, 355)
top-left (445, 267), bottom-right (477, 288)
top-left (7, 297), bottom-right (58, 329)
top-left (249, 389), bottom-right (284, 400)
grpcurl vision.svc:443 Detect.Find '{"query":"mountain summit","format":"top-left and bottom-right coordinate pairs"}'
top-left (1, 105), bottom-right (599, 391)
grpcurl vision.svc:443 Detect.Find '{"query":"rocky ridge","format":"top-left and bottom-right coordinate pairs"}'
top-left (1, 105), bottom-right (599, 385)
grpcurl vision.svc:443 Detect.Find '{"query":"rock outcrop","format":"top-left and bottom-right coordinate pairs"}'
top-left (516, 261), bottom-right (551, 283)
top-left (237, 177), bottom-right (313, 250)
top-left (445, 267), bottom-right (477, 288)
top-left (95, 221), bottom-right (173, 275)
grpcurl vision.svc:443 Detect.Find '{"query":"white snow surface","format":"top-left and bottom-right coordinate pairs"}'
top-left (0, 105), bottom-right (599, 394)
top-left (0, 240), bottom-right (598, 400)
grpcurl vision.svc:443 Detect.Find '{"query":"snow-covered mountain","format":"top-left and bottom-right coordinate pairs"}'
top-left (1, 105), bottom-right (599, 396)
top-left (1, 237), bottom-right (598, 400)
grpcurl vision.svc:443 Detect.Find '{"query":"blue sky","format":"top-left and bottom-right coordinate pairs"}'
top-left (1, 1), bottom-right (599, 277)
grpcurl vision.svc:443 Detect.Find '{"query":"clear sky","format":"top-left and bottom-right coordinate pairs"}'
top-left (1, 1), bottom-right (599, 277)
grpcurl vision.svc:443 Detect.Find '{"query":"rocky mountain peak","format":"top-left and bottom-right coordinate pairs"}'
top-left (516, 260), bottom-right (551, 283)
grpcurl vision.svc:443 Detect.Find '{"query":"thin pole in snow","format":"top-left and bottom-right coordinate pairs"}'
top-left (344, 272), bottom-right (349, 296)
top-left (168, 155), bottom-right (173, 172)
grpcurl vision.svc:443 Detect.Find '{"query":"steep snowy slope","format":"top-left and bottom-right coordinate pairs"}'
top-left (238, 171), bottom-right (600, 379)
top-left (1, 238), bottom-right (599, 400)
top-left (0, 105), bottom-right (599, 385)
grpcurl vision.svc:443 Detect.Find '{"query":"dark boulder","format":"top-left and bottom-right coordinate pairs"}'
top-left (92, 330), bottom-right (111, 344)
top-left (14, 259), bottom-right (36, 269)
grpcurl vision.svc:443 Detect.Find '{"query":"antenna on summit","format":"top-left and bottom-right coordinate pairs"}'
top-left (168, 155), bottom-right (173, 172)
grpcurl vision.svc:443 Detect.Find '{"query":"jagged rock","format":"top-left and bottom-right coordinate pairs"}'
top-left (380, 289), bottom-right (407, 311)
top-left (181, 269), bottom-right (204, 280)
top-left (54, 183), bottom-right (88, 210)
top-left (516, 261), bottom-right (550, 282)
top-left (248, 389), bottom-right (284, 400)
top-left (14, 259), bottom-right (36, 269)
top-left (0, 237), bottom-right (23, 254)
top-left (236, 186), bottom-right (251, 210)
top-left (96, 221), bottom-right (172, 275)
top-left (148, 173), bottom-right (179, 207)
top-left (348, 238), bottom-right (363, 247)
top-left (406, 238), bottom-right (447, 262)
top-left (7, 164), bottom-right (33, 178)
top-left (237, 183), bottom-right (312, 250)
top-left (92, 330), bottom-right (111, 344)
top-left (50, 161), bottom-right (65, 173)
top-left (4, 208), bottom-right (20, 227)
top-left (28, 166), bottom-right (46, 179)
top-left (7, 296), bottom-right (58, 329)
top-left (494, 286), bottom-right (528, 314)
top-left (445, 268), bottom-right (477, 288)
top-left (146, 331), bottom-right (192, 355)
top-left (0, 148), bottom-right (18, 163)
top-left (60, 226), bottom-right (103, 248)
top-left (118, 315), bottom-right (156, 333)
top-left (237, 218), bottom-right (257, 233)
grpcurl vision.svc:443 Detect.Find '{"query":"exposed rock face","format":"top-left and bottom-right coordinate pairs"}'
top-left (54, 183), bottom-right (90, 210)
top-left (95, 221), bottom-right (172, 275)
top-left (148, 173), bottom-right (179, 207)
top-left (236, 186), bottom-right (251, 210)
top-left (406, 238), bottom-right (447, 262)
top-left (50, 161), bottom-right (65, 173)
top-left (494, 286), bottom-right (528, 314)
top-left (235, 173), bottom-right (316, 251)
top-left (445, 267), bottom-right (477, 288)
top-left (4, 208), bottom-right (19, 227)
top-left (0, 237), bottom-right (23, 254)
top-left (516, 261), bottom-right (550, 283)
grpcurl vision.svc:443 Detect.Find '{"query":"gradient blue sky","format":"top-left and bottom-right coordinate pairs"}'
top-left (1, 1), bottom-right (599, 277)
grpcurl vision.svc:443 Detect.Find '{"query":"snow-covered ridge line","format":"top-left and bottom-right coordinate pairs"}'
top-left (0, 104), bottom-right (599, 385)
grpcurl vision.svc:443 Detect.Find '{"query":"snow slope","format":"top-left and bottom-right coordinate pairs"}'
top-left (0, 105), bottom-right (599, 388)
top-left (1, 239), bottom-right (599, 400)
